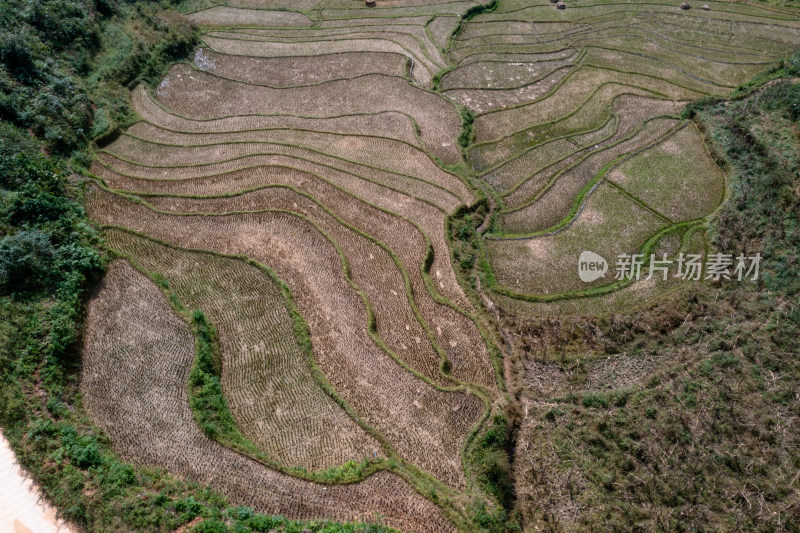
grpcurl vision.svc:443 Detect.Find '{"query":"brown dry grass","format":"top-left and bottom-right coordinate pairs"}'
top-left (187, 7), bottom-right (313, 27)
top-left (216, 23), bottom-right (446, 68)
top-left (96, 145), bottom-right (462, 214)
top-left (607, 124), bottom-right (727, 222)
top-left (480, 116), bottom-right (617, 193)
top-left (493, 93), bottom-right (685, 197)
top-left (445, 67), bottom-right (574, 113)
top-left (91, 157), bottom-right (474, 312)
top-left (442, 55), bottom-right (578, 91)
top-left (427, 15), bottom-right (459, 50)
top-left (488, 183), bottom-right (669, 296)
top-left (132, 85), bottom-right (424, 148)
top-left (472, 66), bottom-right (699, 143)
top-left (110, 125), bottom-right (472, 204)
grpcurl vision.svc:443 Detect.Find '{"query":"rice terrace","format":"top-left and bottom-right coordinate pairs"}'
top-left (2, 0), bottom-right (800, 530)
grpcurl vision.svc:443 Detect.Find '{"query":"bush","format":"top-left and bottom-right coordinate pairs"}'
top-left (25, 0), bottom-right (97, 49)
top-left (0, 30), bottom-right (44, 77)
top-left (582, 393), bottom-right (608, 409)
top-left (0, 0), bottom-right (197, 154)
top-left (0, 149), bottom-right (101, 297)
top-left (0, 122), bottom-right (40, 156)
top-left (61, 424), bottom-right (105, 468)
top-left (457, 108), bottom-right (475, 149)
top-left (0, 230), bottom-right (57, 292)
top-left (470, 413), bottom-right (515, 513)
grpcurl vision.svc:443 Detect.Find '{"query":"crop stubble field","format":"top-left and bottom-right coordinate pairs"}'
top-left (78, 0), bottom-right (800, 530)
top-left (446, 0), bottom-right (800, 305)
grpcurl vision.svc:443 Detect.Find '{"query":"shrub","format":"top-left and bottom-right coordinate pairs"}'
top-left (0, 30), bottom-right (44, 77)
top-left (0, 122), bottom-right (40, 156)
top-left (0, 230), bottom-right (57, 292)
top-left (470, 414), bottom-right (515, 512)
top-left (457, 108), bottom-right (475, 149)
top-left (582, 393), bottom-right (608, 409)
top-left (61, 424), bottom-right (105, 468)
top-left (24, 0), bottom-right (97, 49)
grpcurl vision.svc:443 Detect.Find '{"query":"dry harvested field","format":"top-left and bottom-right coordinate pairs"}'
top-left (443, 0), bottom-right (800, 306)
top-left (103, 228), bottom-right (384, 471)
top-left (77, 0), bottom-right (800, 530)
top-left (82, 260), bottom-right (456, 533)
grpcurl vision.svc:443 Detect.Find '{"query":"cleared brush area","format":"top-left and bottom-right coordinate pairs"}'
top-left (103, 228), bottom-right (382, 471)
top-left (82, 260), bottom-right (457, 532)
top-left (86, 187), bottom-right (484, 489)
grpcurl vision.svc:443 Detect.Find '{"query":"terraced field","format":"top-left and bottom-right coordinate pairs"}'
top-left (446, 0), bottom-right (800, 308)
top-left (79, 0), bottom-right (800, 530)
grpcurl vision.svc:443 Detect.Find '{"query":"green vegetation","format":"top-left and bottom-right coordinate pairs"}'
top-left (462, 411), bottom-right (522, 533)
top-left (701, 59), bottom-right (800, 295)
top-left (450, 0), bottom-right (498, 41)
top-left (449, 200), bottom-right (487, 272)
top-left (0, 0), bottom-right (198, 155)
top-left (457, 107), bottom-right (476, 150)
top-left (0, 126), bottom-right (103, 360)
top-left (469, 413), bottom-right (515, 511)
top-left (0, 125), bottom-right (389, 533)
top-left (0, 1), bottom-right (397, 531)
top-left (509, 55), bottom-right (800, 532)
top-left (188, 310), bottom-right (234, 440)
top-left (179, 304), bottom-right (381, 484)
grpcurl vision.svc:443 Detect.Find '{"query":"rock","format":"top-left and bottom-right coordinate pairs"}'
top-left (700, 3), bottom-right (710, 9)
top-left (680, 1), bottom-right (690, 9)
top-left (556, 1), bottom-right (566, 8)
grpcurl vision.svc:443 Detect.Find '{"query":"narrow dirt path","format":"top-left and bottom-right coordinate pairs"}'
top-left (0, 432), bottom-right (75, 533)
